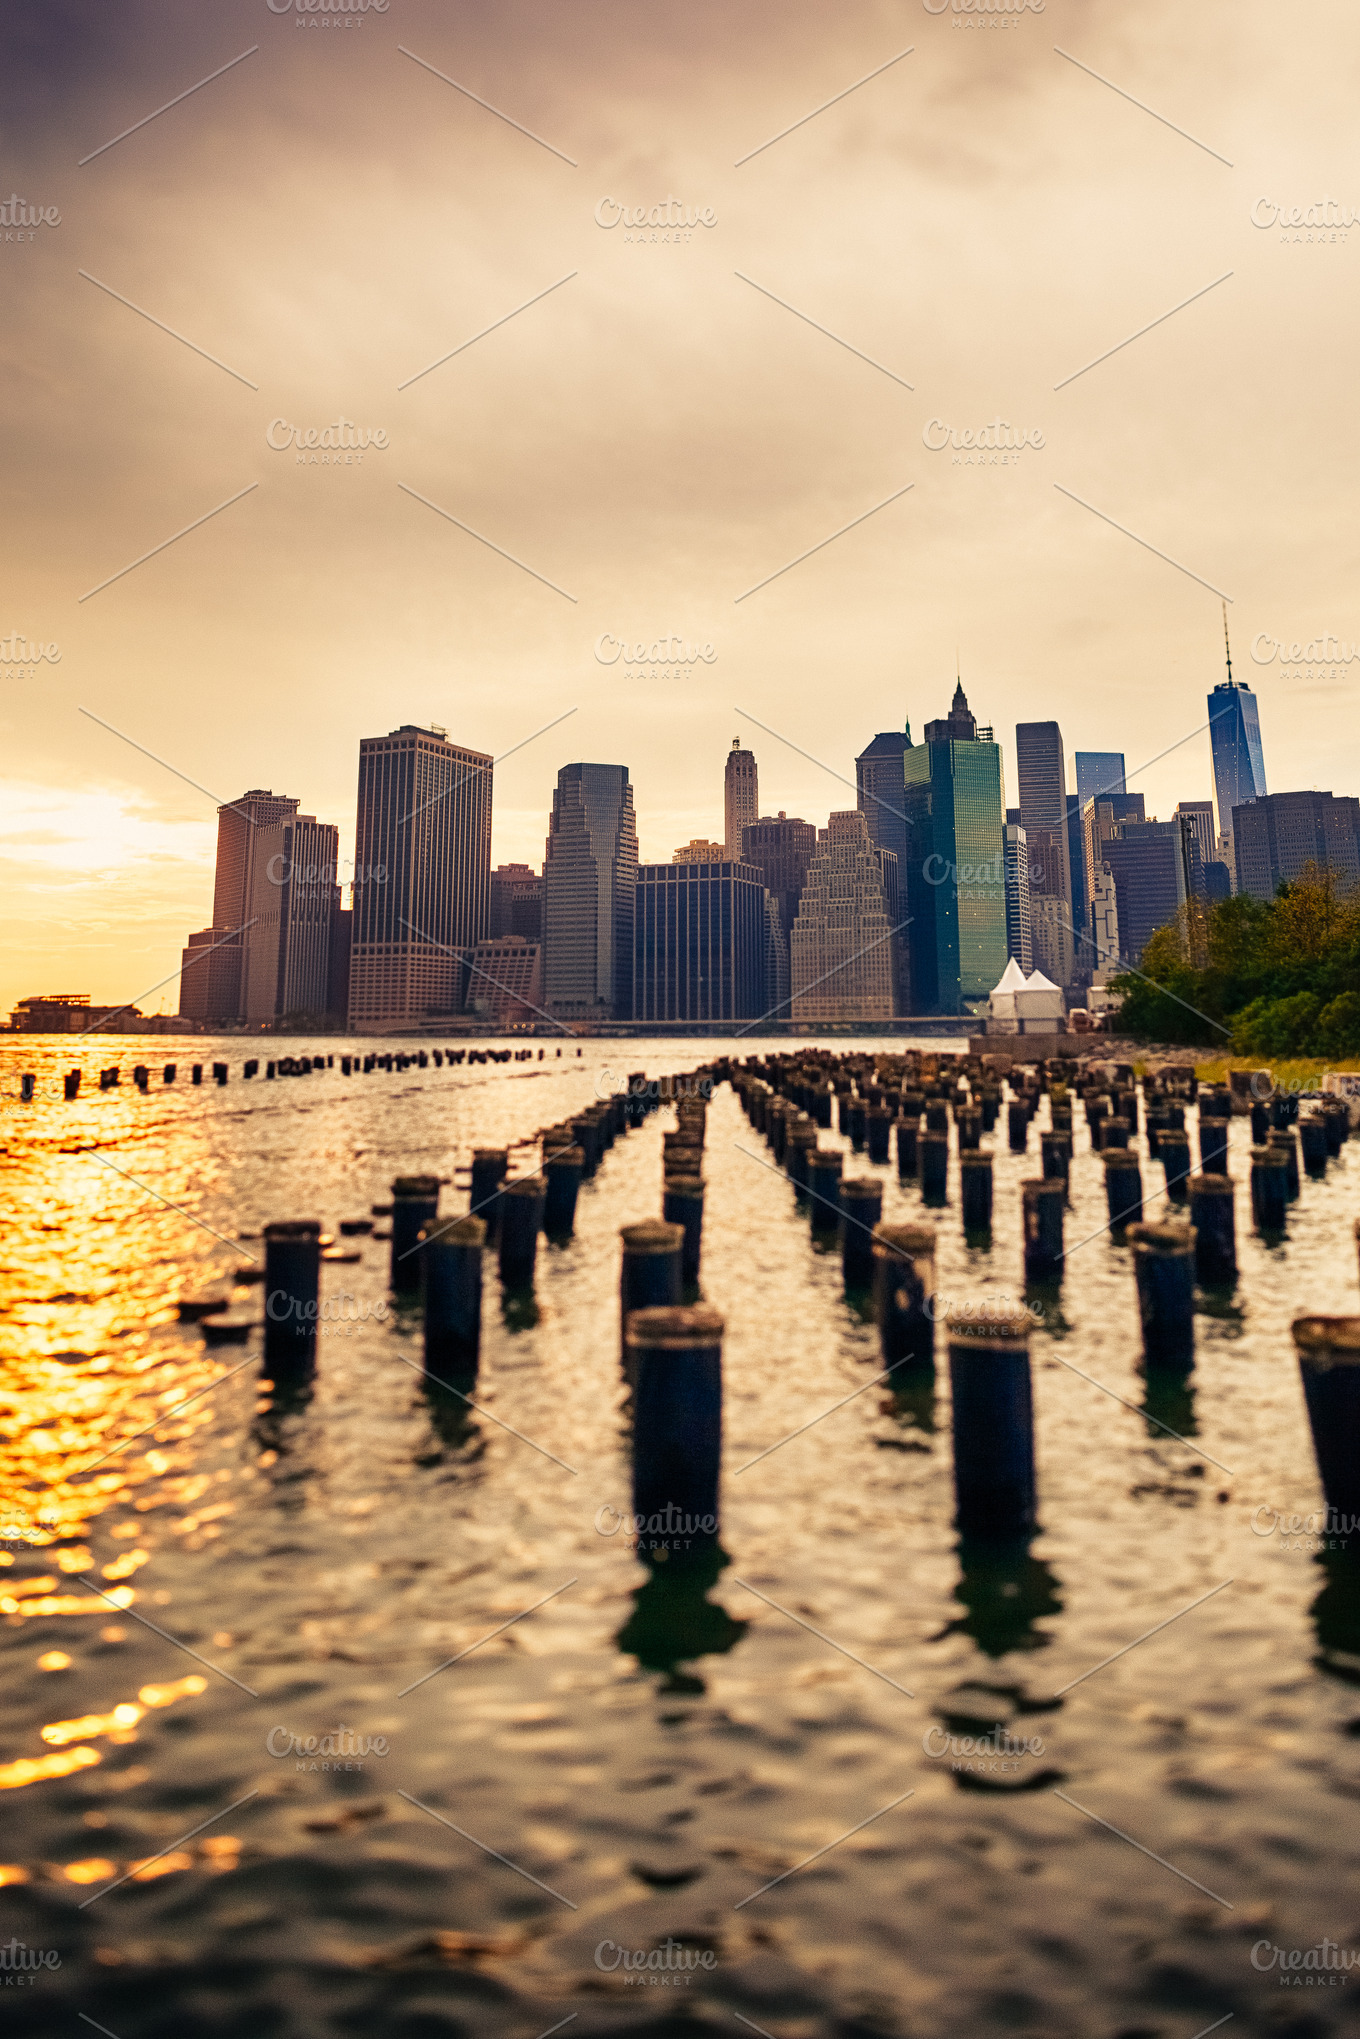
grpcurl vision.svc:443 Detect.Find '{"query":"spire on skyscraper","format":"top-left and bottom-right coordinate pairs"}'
top-left (1222, 600), bottom-right (1233, 685)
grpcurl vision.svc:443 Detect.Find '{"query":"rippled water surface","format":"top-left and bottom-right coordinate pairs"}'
top-left (2, 1032), bottom-right (1360, 2037)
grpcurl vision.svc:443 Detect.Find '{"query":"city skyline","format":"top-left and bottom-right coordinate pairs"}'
top-left (6, 0), bottom-right (1357, 1016)
top-left (1, 649), bottom-right (1265, 1019)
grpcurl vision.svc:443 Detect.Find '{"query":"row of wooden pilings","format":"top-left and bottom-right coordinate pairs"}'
top-left (39, 1043), bottom-right (572, 1102)
top-left (727, 1046), bottom-right (1360, 1548)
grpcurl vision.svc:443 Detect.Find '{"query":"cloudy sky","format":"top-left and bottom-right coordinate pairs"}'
top-left (3, 0), bottom-right (1358, 1014)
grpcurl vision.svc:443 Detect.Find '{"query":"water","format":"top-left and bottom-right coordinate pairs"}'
top-left (2, 1033), bottom-right (1359, 2037)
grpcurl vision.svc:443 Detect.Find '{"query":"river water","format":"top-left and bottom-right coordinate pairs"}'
top-left (1, 1032), bottom-right (1358, 2037)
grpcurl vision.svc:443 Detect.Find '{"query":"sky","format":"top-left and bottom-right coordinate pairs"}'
top-left (3, 0), bottom-right (1359, 1015)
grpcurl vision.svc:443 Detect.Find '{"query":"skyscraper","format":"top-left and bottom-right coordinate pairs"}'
top-left (348, 724), bottom-right (492, 1027)
top-left (1209, 612), bottom-right (1266, 853)
top-left (857, 724), bottom-right (913, 1011)
top-left (723, 739), bottom-right (758, 858)
top-left (241, 814), bottom-right (339, 1023)
top-left (542, 763), bottom-right (638, 1020)
top-left (1232, 790), bottom-right (1360, 901)
top-left (741, 813), bottom-right (818, 943)
top-left (179, 788), bottom-right (301, 1021)
top-left (1016, 720), bottom-right (1074, 986)
top-left (904, 682), bottom-right (1008, 1013)
top-left (633, 859), bottom-right (768, 1022)
top-left (790, 811), bottom-right (894, 1021)
top-left (488, 863), bottom-right (543, 941)
top-left (1074, 752), bottom-right (1126, 811)
top-left (1002, 816), bottom-right (1032, 975)
top-left (1099, 819), bottom-right (1186, 964)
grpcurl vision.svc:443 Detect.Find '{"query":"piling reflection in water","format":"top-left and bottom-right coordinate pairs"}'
top-left (615, 1543), bottom-right (747, 1694)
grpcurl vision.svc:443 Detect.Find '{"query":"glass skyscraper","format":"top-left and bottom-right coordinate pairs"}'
top-left (1209, 680), bottom-right (1266, 845)
top-left (904, 683), bottom-right (1008, 1013)
top-left (1074, 752), bottom-right (1126, 811)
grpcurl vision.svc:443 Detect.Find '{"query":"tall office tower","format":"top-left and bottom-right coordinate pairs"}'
top-left (241, 815), bottom-right (339, 1022)
top-left (723, 738), bottom-right (759, 858)
top-left (179, 788), bottom-right (302, 1020)
top-left (1002, 817), bottom-right (1032, 975)
top-left (1175, 801), bottom-right (1215, 871)
top-left (741, 813), bottom-right (818, 941)
top-left (856, 725), bottom-right (912, 863)
top-left (1075, 752), bottom-right (1126, 811)
top-left (1209, 612), bottom-right (1266, 854)
top-left (1232, 790), bottom-right (1360, 901)
top-left (857, 724), bottom-right (913, 1010)
top-left (1083, 791), bottom-right (1145, 918)
top-left (542, 763), bottom-right (638, 1020)
top-left (633, 858), bottom-right (768, 1022)
top-left (1099, 819), bottom-right (1187, 964)
top-left (348, 724), bottom-right (492, 1026)
top-left (790, 811), bottom-right (895, 1021)
top-left (904, 682), bottom-right (1008, 1013)
top-left (178, 927), bottom-right (244, 1022)
top-left (763, 892), bottom-right (790, 1021)
top-left (1015, 720), bottom-right (1074, 985)
top-left (488, 863), bottom-right (543, 941)
top-left (672, 839), bottom-right (726, 864)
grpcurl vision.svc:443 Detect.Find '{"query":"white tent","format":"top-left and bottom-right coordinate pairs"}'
top-left (1016, 967), bottom-right (1065, 1025)
top-left (987, 956), bottom-right (1029, 1029)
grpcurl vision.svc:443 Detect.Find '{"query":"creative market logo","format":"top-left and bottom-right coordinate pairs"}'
top-left (0, 195), bottom-right (60, 243)
top-left (266, 417), bottom-right (389, 467)
top-left (0, 1941), bottom-right (61, 1984)
top-left (1252, 196), bottom-right (1357, 244)
top-left (1251, 632), bottom-right (1357, 683)
top-left (0, 635), bottom-right (60, 678)
top-left (595, 197), bottom-right (716, 244)
top-left (1252, 1939), bottom-right (1358, 1986)
top-left (266, 0), bottom-right (389, 25)
top-left (594, 1938), bottom-right (717, 1983)
top-left (923, 0), bottom-right (1044, 25)
top-left (595, 633), bottom-right (717, 682)
top-left (923, 418), bottom-right (1044, 466)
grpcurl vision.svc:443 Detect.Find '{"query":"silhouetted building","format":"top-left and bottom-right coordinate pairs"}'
top-left (9, 993), bottom-right (145, 1033)
top-left (633, 860), bottom-right (768, 1022)
top-left (791, 810), bottom-right (895, 1021)
top-left (349, 724), bottom-right (492, 1026)
top-left (905, 682), bottom-right (1008, 1013)
top-left (1233, 791), bottom-right (1360, 901)
top-left (1100, 819), bottom-right (1186, 964)
top-left (181, 788), bottom-right (301, 1020)
top-left (1003, 818), bottom-right (1032, 975)
top-left (488, 863), bottom-right (542, 941)
top-left (723, 739), bottom-right (758, 858)
top-left (465, 936), bottom-right (543, 1027)
top-left (543, 763), bottom-right (638, 1021)
top-left (179, 929), bottom-right (244, 1024)
top-left (240, 815), bottom-right (338, 1023)
top-left (741, 813), bottom-right (818, 943)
